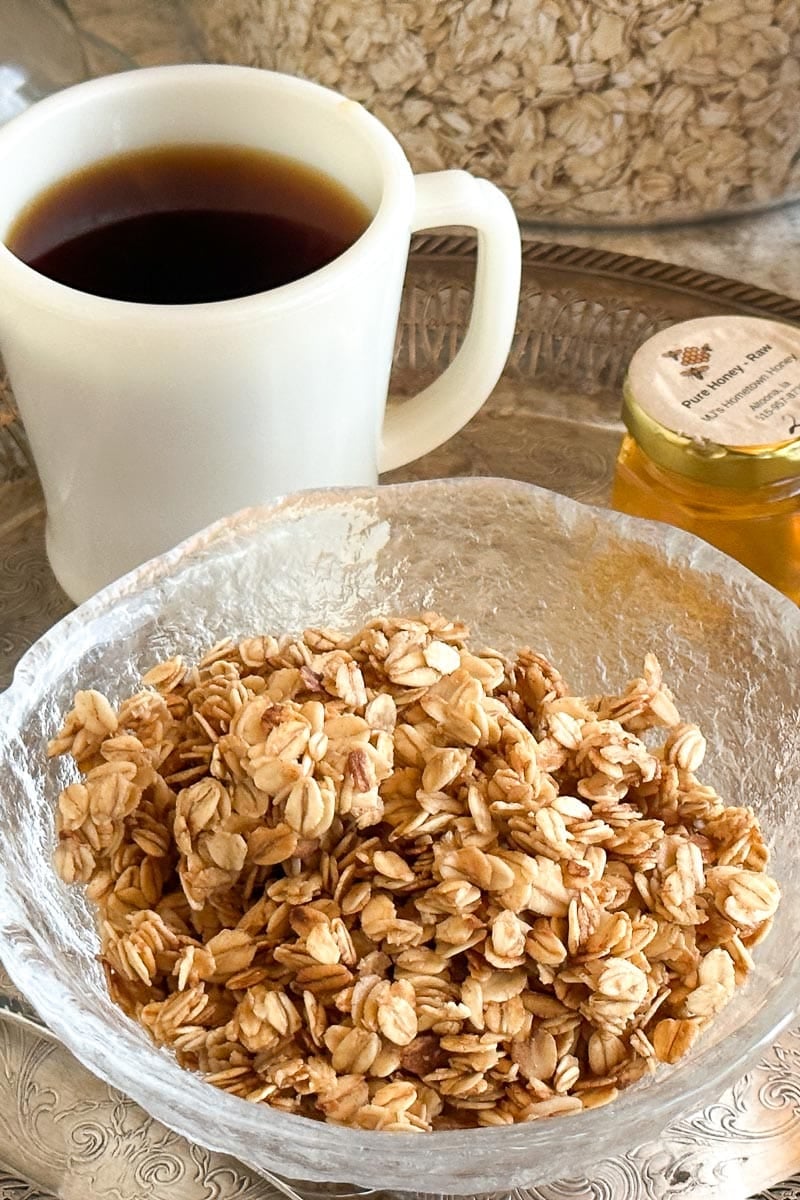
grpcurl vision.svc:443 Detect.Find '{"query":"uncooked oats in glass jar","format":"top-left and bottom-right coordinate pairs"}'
top-left (183, 0), bottom-right (800, 225)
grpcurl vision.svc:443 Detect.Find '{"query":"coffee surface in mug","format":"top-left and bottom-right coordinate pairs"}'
top-left (7, 144), bottom-right (371, 303)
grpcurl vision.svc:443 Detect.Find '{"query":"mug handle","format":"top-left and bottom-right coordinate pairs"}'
top-left (379, 170), bottom-right (521, 473)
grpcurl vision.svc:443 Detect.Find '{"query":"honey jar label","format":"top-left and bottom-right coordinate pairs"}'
top-left (627, 316), bottom-right (800, 447)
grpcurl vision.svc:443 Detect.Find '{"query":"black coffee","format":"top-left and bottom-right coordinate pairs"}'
top-left (7, 144), bottom-right (371, 304)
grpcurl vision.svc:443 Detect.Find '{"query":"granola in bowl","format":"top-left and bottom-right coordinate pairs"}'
top-left (49, 612), bottom-right (780, 1131)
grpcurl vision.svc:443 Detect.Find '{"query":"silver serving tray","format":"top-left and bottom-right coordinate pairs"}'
top-left (2, 237), bottom-right (800, 1200)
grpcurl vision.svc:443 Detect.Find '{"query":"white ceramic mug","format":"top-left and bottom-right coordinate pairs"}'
top-left (0, 64), bottom-right (520, 603)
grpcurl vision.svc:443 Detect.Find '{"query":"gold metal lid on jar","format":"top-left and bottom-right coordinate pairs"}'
top-left (623, 315), bottom-right (800, 489)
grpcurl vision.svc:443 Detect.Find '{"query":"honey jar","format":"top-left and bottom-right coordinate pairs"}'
top-left (612, 316), bottom-right (800, 603)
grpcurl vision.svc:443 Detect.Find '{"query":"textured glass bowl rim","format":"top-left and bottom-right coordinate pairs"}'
top-left (0, 477), bottom-right (799, 1193)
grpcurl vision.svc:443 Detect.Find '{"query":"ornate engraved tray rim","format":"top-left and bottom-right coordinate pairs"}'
top-left (417, 235), bottom-right (800, 320)
top-left (2, 237), bottom-right (800, 1200)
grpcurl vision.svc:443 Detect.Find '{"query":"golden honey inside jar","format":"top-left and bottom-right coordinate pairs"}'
top-left (612, 315), bottom-right (800, 603)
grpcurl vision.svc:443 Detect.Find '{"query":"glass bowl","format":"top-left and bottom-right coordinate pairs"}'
top-left (0, 477), bottom-right (799, 1195)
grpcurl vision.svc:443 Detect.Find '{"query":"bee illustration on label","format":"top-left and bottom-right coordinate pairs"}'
top-left (663, 343), bottom-right (713, 381)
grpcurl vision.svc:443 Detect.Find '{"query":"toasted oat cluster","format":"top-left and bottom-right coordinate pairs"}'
top-left (50, 614), bottom-right (779, 1131)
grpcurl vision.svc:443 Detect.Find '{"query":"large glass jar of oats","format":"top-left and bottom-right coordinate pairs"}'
top-left (612, 315), bottom-right (800, 602)
top-left (182, 0), bottom-right (800, 226)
